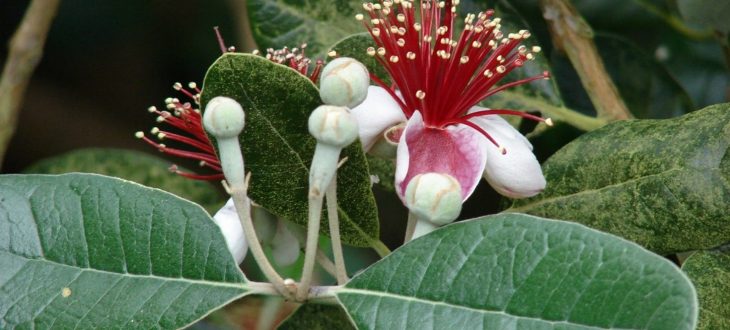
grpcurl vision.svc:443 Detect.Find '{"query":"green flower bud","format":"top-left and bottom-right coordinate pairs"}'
top-left (203, 96), bottom-right (245, 139)
top-left (308, 105), bottom-right (359, 148)
top-left (203, 96), bottom-right (246, 186)
top-left (405, 173), bottom-right (462, 226)
top-left (319, 57), bottom-right (370, 108)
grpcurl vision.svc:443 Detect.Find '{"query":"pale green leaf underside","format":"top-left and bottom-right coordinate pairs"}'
top-left (0, 174), bottom-right (248, 329)
top-left (338, 213), bottom-right (697, 330)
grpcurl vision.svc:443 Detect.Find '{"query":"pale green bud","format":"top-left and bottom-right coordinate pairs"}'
top-left (308, 105), bottom-right (359, 148)
top-left (319, 57), bottom-right (370, 108)
top-left (203, 96), bottom-right (245, 139)
top-left (203, 96), bottom-right (246, 186)
top-left (405, 173), bottom-right (462, 226)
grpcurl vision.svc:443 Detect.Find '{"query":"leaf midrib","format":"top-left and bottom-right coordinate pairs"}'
top-left (3, 252), bottom-right (248, 290)
top-left (337, 288), bottom-right (638, 330)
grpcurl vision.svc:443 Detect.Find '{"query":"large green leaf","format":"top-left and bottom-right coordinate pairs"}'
top-left (337, 213), bottom-right (697, 329)
top-left (0, 173), bottom-right (248, 329)
top-left (200, 53), bottom-right (379, 248)
top-left (277, 303), bottom-right (355, 330)
top-left (682, 250), bottom-right (730, 330)
top-left (247, 0), bottom-right (362, 56)
top-left (510, 103), bottom-right (730, 254)
top-left (23, 148), bottom-right (224, 213)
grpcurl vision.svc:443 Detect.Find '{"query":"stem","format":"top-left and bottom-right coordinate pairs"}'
top-left (307, 285), bottom-right (342, 305)
top-left (496, 90), bottom-right (606, 131)
top-left (540, 0), bottom-right (633, 121)
top-left (369, 239), bottom-right (392, 258)
top-left (229, 185), bottom-right (291, 299)
top-left (0, 0), bottom-right (61, 169)
top-left (297, 191), bottom-right (323, 300)
top-left (225, 0), bottom-right (258, 52)
top-left (325, 177), bottom-right (349, 285)
top-left (315, 248), bottom-right (338, 278)
top-left (248, 281), bottom-right (341, 304)
top-left (404, 212), bottom-right (417, 243)
top-left (632, 0), bottom-right (714, 40)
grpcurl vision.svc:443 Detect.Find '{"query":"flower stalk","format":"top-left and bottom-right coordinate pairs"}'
top-left (326, 176), bottom-right (349, 284)
top-left (540, 0), bottom-right (632, 121)
top-left (298, 105), bottom-right (359, 300)
top-left (203, 96), bottom-right (292, 299)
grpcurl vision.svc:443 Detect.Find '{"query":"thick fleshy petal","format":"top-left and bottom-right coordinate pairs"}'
top-left (212, 198), bottom-right (248, 264)
top-left (395, 111), bottom-right (489, 201)
top-left (469, 108), bottom-right (546, 198)
top-left (350, 86), bottom-right (407, 150)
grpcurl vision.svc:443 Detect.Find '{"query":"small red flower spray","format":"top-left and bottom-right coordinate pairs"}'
top-left (137, 30), bottom-right (323, 180)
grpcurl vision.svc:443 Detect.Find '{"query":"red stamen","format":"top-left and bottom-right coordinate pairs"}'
top-left (358, 1), bottom-right (548, 152)
top-left (138, 81), bottom-right (222, 181)
top-left (214, 26), bottom-right (228, 54)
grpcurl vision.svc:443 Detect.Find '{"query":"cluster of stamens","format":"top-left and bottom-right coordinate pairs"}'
top-left (136, 82), bottom-right (224, 180)
top-left (357, 0), bottom-right (552, 152)
top-left (252, 44), bottom-right (325, 84)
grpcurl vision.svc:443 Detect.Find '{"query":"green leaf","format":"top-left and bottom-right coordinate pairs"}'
top-left (23, 148), bottom-right (224, 213)
top-left (678, 0), bottom-right (730, 34)
top-left (510, 103), bottom-right (730, 254)
top-left (682, 250), bottom-right (730, 330)
top-left (594, 34), bottom-right (695, 118)
top-left (0, 173), bottom-right (248, 329)
top-left (366, 155), bottom-right (395, 192)
top-left (247, 0), bottom-right (362, 56)
top-left (200, 53), bottom-right (379, 248)
top-left (277, 303), bottom-right (355, 330)
top-left (337, 213), bottom-right (698, 329)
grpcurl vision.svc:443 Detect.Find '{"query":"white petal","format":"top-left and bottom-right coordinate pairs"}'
top-left (350, 86), bottom-right (407, 150)
top-left (212, 198), bottom-right (248, 264)
top-left (468, 107), bottom-right (545, 198)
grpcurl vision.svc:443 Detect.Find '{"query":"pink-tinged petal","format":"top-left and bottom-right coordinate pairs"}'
top-left (350, 86), bottom-right (407, 151)
top-left (468, 108), bottom-right (546, 198)
top-left (395, 111), bottom-right (489, 201)
top-left (212, 198), bottom-right (248, 264)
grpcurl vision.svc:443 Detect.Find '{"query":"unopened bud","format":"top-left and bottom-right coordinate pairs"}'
top-left (319, 57), bottom-right (370, 108)
top-left (203, 96), bottom-right (245, 139)
top-left (405, 173), bottom-right (462, 226)
top-left (308, 105), bottom-right (359, 148)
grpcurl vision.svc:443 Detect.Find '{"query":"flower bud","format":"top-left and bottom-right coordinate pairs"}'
top-left (308, 105), bottom-right (359, 148)
top-left (319, 57), bottom-right (370, 108)
top-left (203, 96), bottom-right (245, 139)
top-left (405, 173), bottom-right (462, 226)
